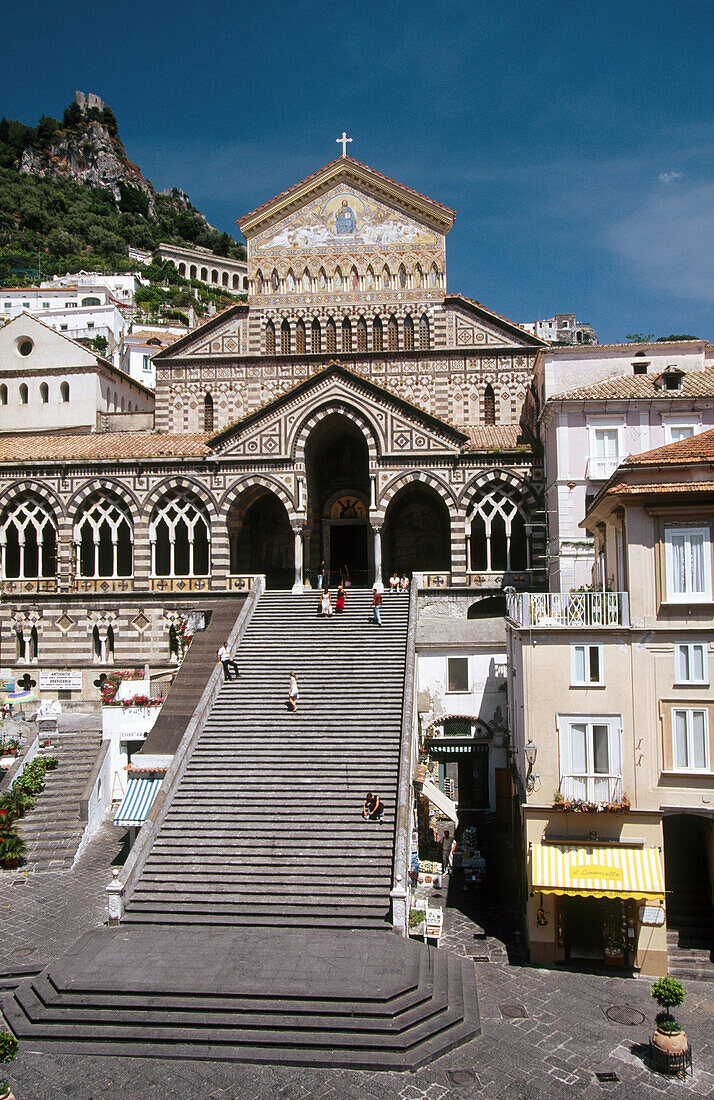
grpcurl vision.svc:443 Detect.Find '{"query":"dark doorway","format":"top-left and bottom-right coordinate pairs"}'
top-left (228, 488), bottom-right (293, 589)
top-left (663, 814), bottom-right (714, 947)
top-left (305, 414), bottom-right (371, 585)
top-left (382, 484), bottom-right (451, 580)
top-left (564, 896), bottom-right (605, 961)
top-left (330, 523), bottom-right (368, 585)
top-left (458, 748), bottom-right (489, 809)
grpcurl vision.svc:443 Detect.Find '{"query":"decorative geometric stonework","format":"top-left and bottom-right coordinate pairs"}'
top-left (56, 613), bottom-right (75, 633)
top-left (131, 612), bottom-right (150, 633)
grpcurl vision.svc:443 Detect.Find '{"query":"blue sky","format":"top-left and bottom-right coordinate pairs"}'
top-left (1, 0), bottom-right (712, 343)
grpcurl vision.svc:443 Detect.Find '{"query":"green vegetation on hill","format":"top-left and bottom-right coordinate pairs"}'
top-left (0, 99), bottom-right (246, 290)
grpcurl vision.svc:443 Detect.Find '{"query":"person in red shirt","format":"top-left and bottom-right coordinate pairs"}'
top-left (335, 584), bottom-right (346, 613)
top-left (370, 587), bottom-right (382, 626)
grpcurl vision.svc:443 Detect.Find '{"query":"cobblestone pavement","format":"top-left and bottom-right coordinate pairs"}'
top-left (0, 816), bottom-right (712, 1099)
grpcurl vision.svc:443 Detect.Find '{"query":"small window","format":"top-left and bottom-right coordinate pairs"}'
top-left (664, 525), bottom-right (712, 603)
top-left (42, 301), bottom-right (50, 309)
top-left (571, 643), bottom-right (603, 686)
top-left (60, 324), bottom-right (68, 331)
top-left (39, 382), bottom-right (48, 404)
top-left (87, 322), bottom-right (94, 330)
top-left (664, 422), bottom-right (696, 444)
top-left (19, 383), bottom-right (28, 404)
top-left (632, 361), bottom-right (648, 374)
top-left (675, 643), bottom-right (708, 685)
top-left (22, 302), bottom-right (30, 309)
top-left (60, 381), bottom-right (70, 402)
top-left (664, 372), bottom-right (682, 391)
top-left (672, 708), bottom-right (709, 771)
top-left (0, 385), bottom-right (7, 405)
top-left (442, 718), bottom-right (472, 738)
top-left (143, 355), bottom-right (151, 371)
top-left (447, 657), bottom-right (469, 693)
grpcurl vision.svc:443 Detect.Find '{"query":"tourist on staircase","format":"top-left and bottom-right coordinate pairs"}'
top-left (335, 584), bottom-right (346, 614)
top-left (362, 791), bottom-right (384, 822)
top-left (287, 671), bottom-right (300, 712)
top-left (400, 573), bottom-right (410, 593)
top-left (370, 587), bottom-right (383, 626)
top-left (389, 572), bottom-right (400, 593)
top-left (321, 588), bottom-right (333, 617)
top-left (218, 642), bottom-right (239, 681)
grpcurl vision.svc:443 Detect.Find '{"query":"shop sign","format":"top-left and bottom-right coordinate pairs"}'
top-left (39, 670), bottom-right (83, 691)
top-left (570, 860), bottom-right (624, 882)
top-left (638, 904), bottom-right (665, 926)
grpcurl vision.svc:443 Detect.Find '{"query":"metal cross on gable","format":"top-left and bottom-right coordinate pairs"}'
top-left (336, 131), bottom-right (353, 157)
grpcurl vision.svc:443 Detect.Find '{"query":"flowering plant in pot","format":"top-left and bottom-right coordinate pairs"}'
top-left (0, 834), bottom-right (25, 869)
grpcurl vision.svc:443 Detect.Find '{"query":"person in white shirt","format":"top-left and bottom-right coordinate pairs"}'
top-left (389, 572), bottom-right (400, 593)
top-left (287, 671), bottom-right (299, 712)
top-left (217, 642), bottom-right (238, 681)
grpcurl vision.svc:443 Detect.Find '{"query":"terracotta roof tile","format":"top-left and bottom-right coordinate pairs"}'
top-left (238, 155), bottom-right (455, 226)
top-left (605, 480), bottom-right (714, 495)
top-left (552, 366), bottom-right (714, 402)
top-left (462, 425), bottom-right (530, 451)
top-left (0, 433), bottom-right (211, 464)
top-left (625, 426), bottom-right (714, 466)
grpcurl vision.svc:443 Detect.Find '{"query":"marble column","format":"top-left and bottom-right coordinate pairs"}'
top-left (372, 522), bottom-right (384, 592)
top-left (291, 524), bottom-right (304, 594)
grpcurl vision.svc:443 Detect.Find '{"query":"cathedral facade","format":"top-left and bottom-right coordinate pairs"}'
top-left (0, 155), bottom-right (546, 699)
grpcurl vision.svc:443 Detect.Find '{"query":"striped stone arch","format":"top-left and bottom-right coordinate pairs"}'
top-left (459, 469), bottom-right (540, 513)
top-left (424, 713), bottom-right (494, 738)
top-left (66, 478), bottom-right (142, 526)
top-left (289, 398), bottom-right (383, 464)
top-left (142, 476), bottom-right (220, 520)
top-left (378, 470), bottom-right (458, 517)
top-left (0, 479), bottom-right (64, 520)
top-left (217, 474), bottom-right (297, 520)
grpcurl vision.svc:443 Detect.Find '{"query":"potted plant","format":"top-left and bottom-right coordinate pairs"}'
top-left (0, 1032), bottom-right (17, 1063)
top-left (0, 834), bottom-right (26, 870)
top-left (650, 977), bottom-right (688, 1067)
top-left (408, 908), bottom-right (426, 937)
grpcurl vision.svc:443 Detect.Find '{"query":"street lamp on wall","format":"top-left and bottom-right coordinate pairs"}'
top-left (524, 739), bottom-right (538, 793)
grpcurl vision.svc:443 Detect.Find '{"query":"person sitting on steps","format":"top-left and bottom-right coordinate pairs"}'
top-left (362, 792), bottom-right (384, 822)
top-left (389, 572), bottom-right (399, 593)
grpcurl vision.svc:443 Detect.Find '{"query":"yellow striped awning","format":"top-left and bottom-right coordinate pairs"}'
top-left (530, 843), bottom-right (664, 901)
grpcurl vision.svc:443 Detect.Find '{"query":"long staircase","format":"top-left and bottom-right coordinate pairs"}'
top-left (125, 589), bottom-right (409, 929)
top-left (16, 732), bottom-right (103, 872)
top-left (3, 587), bottom-right (481, 1068)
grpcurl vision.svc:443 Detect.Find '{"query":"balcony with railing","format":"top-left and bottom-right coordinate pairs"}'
top-left (507, 590), bottom-right (630, 628)
top-left (586, 454), bottom-right (622, 481)
top-left (559, 774), bottom-right (623, 804)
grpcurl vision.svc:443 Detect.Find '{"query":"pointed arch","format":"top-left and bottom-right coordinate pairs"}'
top-left (382, 264), bottom-right (391, 289)
top-left (311, 318), bottom-right (321, 354)
top-left (318, 266), bottom-right (328, 291)
top-left (415, 263), bottom-right (424, 288)
top-left (0, 491), bottom-right (57, 580)
top-left (365, 265), bottom-right (375, 290)
top-left (342, 316), bottom-right (352, 353)
top-left (302, 267), bottom-right (311, 292)
top-left (286, 267), bottom-right (296, 292)
top-left (387, 315), bottom-right (399, 352)
top-left (398, 263), bottom-right (407, 289)
top-left (203, 392), bottom-right (214, 432)
top-left (373, 315), bottom-right (383, 351)
top-left (419, 313), bottom-right (430, 350)
top-left (265, 319), bottom-right (276, 355)
top-left (334, 266), bottom-right (343, 291)
top-left (150, 488), bottom-right (211, 578)
top-left (325, 317), bottom-right (337, 354)
top-left (356, 316), bottom-right (367, 353)
top-left (255, 269), bottom-right (265, 294)
top-left (467, 484), bottom-right (531, 573)
top-left (74, 490), bottom-right (133, 579)
top-left (350, 265), bottom-right (359, 291)
top-left (430, 262), bottom-right (439, 287)
top-left (295, 318), bottom-right (306, 354)
top-left (270, 268), bottom-right (279, 293)
top-left (403, 314), bottom-right (414, 351)
top-left (280, 318), bottom-right (291, 355)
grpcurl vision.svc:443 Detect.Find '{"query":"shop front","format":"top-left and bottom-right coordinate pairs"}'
top-left (526, 839), bottom-right (668, 975)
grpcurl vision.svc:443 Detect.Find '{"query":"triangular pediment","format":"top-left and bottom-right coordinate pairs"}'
top-left (238, 157), bottom-right (455, 239)
top-left (153, 305), bottom-right (249, 360)
top-left (0, 312), bottom-right (102, 370)
top-left (208, 364), bottom-right (467, 460)
top-left (444, 296), bottom-right (545, 349)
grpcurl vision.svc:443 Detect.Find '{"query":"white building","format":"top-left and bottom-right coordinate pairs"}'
top-left (42, 271), bottom-right (144, 306)
top-left (521, 313), bottom-right (598, 346)
top-left (119, 327), bottom-right (186, 388)
top-left (156, 242), bottom-right (248, 293)
top-left (0, 313), bottom-right (154, 434)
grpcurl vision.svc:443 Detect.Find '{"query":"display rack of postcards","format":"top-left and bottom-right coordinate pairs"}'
top-left (453, 826), bottom-right (486, 885)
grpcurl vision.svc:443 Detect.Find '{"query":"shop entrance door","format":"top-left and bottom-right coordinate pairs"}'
top-left (458, 747), bottom-right (489, 809)
top-left (564, 896), bottom-right (604, 961)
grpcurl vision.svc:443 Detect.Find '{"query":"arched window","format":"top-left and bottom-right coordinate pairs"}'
top-left (415, 263), bottom-right (424, 288)
top-left (469, 489), bottom-right (530, 573)
top-left (311, 318), bottom-right (321, 353)
top-left (382, 265), bottom-right (391, 289)
top-left (74, 492), bottom-right (133, 578)
top-left (39, 383), bottom-right (49, 404)
top-left (0, 385), bottom-right (6, 405)
top-left (203, 392), bottom-right (214, 432)
top-left (430, 263), bottom-right (439, 287)
top-left (178, 264), bottom-right (186, 277)
top-left (60, 381), bottom-right (70, 403)
top-left (120, 396), bottom-right (125, 413)
top-left (270, 269), bottom-right (279, 293)
top-left (403, 314), bottom-right (414, 351)
top-left (200, 267), bottom-right (208, 281)
top-left (365, 266), bottom-right (375, 290)
top-left (189, 265), bottom-right (197, 279)
top-left (318, 267), bottom-right (327, 291)
top-left (388, 315), bottom-right (399, 351)
top-left (350, 266), bottom-right (359, 291)
top-left (280, 319), bottom-right (291, 355)
top-left (373, 316), bottom-right (383, 351)
top-left (150, 491), bottom-right (210, 577)
top-left (211, 269), bottom-right (219, 284)
top-left (106, 624), bottom-right (114, 662)
top-left (113, 390), bottom-right (118, 410)
top-left (334, 267), bottom-right (343, 291)
top-left (326, 317), bottom-right (337, 354)
top-left (265, 320), bottom-right (276, 355)
top-left (221, 272), bottom-right (229, 286)
top-left (302, 268), bottom-right (311, 292)
top-left (356, 316), bottom-right (367, 352)
top-left (15, 623), bottom-right (39, 663)
top-left (484, 384), bottom-right (496, 425)
top-left (295, 319), bottom-right (306, 354)
top-left (342, 317), bottom-right (352, 353)
top-left (92, 625), bottom-right (101, 663)
top-left (419, 314), bottom-right (430, 350)
top-left (286, 268), bottom-right (296, 292)
top-left (0, 493), bottom-right (57, 579)
top-left (256, 270), bottom-right (265, 294)
top-left (398, 264), bottom-right (407, 289)
top-left (232, 274), bottom-right (239, 289)
top-left (19, 384), bottom-right (28, 405)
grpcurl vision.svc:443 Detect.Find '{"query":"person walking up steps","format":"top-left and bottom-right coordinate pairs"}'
top-left (370, 586), bottom-right (383, 626)
top-left (287, 671), bottom-right (299, 712)
top-left (218, 642), bottom-right (239, 681)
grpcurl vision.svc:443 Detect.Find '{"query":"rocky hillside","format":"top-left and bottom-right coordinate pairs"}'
top-left (0, 92), bottom-right (245, 284)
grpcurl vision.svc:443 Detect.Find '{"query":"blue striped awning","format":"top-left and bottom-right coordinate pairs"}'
top-left (114, 778), bottom-right (162, 827)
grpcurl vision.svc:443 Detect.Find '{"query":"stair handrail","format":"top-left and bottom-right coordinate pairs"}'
top-left (390, 574), bottom-right (419, 935)
top-left (107, 575), bottom-right (265, 923)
